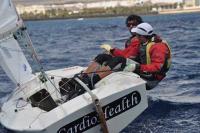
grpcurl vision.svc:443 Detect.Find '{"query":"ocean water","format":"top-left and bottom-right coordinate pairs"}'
top-left (1, 13), bottom-right (200, 132)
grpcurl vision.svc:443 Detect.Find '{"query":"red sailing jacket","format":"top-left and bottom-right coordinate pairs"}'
top-left (111, 35), bottom-right (171, 81)
top-left (111, 37), bottom-right (140, 59)
top-left (139, 41), bottom-right (171, 80)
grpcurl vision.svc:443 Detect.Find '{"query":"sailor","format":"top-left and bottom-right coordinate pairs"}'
top-left (82, 15), bottom-right (143, 80)
top-left (125, 14), bottom-right (143, 48)
top-left (81, 22), bottom-right (171, 90)
top-left (124, 22), bottom-right (172, 90)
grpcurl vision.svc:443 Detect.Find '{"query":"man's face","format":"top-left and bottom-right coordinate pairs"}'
top-left (127, 20), bottom-right (137, 32)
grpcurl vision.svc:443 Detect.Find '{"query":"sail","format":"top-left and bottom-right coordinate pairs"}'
top-left (0, 36), bottom-right (33, 85)
top-left (0, 0), bottom-right (34, 85)
top-left (0, 0), bottom-right (22, 36)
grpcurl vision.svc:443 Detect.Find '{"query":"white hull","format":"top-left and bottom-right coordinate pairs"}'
top-left (0, 66), bottom-right (148, 133)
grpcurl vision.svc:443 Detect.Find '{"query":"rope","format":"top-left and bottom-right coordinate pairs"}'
top-left (94, 99), bottom-right (109, 133)
top-left (73, 68), bottom-right (121, 77)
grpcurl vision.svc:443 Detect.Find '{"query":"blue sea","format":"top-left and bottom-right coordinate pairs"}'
top-left (0, 13), bottom-right (200, 132)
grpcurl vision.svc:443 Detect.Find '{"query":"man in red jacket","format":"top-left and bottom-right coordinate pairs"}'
top-left (80, 22), bottom-right (171, 90)
top-left (83, 15), bottom-right (142, 78)
top-left (124, 23), bottom-right (171, 89)
top-left (125, 14), bottom-right (143, 48)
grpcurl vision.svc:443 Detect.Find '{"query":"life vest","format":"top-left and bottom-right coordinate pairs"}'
top-left (137, 40), bottom-right (171, 79)
top-left (148, 40), bottom-right (171, 73)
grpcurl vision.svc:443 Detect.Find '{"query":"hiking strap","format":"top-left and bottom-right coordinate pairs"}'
top-left (75, 78), bottom-right (109, 133)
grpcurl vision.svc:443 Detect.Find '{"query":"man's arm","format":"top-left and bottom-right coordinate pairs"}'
top-left (111, 37), bottom-right (140, 58)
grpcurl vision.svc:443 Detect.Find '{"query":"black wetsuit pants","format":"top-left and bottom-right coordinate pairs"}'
top-left (94, 54), bottom-right (126, 71)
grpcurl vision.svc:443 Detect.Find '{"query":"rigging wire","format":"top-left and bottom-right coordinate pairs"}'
top-left (10, 0), bottom-right (60, 93)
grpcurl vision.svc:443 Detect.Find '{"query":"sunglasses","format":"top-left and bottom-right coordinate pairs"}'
top-left (126, 22), bottom-right (137, 28)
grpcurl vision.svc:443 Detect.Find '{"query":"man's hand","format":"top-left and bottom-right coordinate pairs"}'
top-left (100, 44), bottom-right (112, 52)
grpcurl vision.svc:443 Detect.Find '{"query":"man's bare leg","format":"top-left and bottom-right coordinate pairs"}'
top-left (96, 66), bottom-right (112, 79)
top-left (84, 61), bottom-right (100, 76)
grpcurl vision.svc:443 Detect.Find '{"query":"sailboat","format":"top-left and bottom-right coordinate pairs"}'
top-left (0, 0), bottom-right (148, 132)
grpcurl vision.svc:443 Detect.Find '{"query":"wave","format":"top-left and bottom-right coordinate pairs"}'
top-left (149, 95), bottom-right (200, 104)
top-left (149, 86), bottom-right (200, 104)
top-left (122, 98), bottom-right (200, 133)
